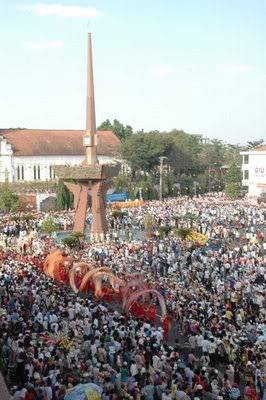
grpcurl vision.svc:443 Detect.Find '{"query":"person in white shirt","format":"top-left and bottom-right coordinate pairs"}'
top-left (188, 335), bottom-right (197, 350)
top-left (202, 337), bottom-right (210, 353)
top-left (130, 361), bottom-right (138, 376)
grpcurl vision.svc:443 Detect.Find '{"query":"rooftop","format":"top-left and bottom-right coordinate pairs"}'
top-left (240, 144), bottom-right (266, 155)
top-left (254, 144), bottom-right (266, 151)
top-left (0, 129), bottom-right (121, 157)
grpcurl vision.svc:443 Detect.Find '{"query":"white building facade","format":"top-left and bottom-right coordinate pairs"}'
top-left (0, 129), bottom-right (120, 183)
top-left (240, 145), bottom-right (266, 198)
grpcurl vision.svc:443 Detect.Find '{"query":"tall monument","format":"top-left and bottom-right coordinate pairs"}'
top-left (55, 33), bottom-right (115, 240)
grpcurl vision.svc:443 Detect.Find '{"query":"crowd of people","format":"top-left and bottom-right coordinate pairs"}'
top-left (0, 195), bottom-right (265, 400)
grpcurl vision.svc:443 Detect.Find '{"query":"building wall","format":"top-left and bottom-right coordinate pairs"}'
top-left (0, 147), bottom-right (116, 183)
top-left (241, 150), bottom-right (266, 197)
top-left (0, 136), bottom-right (14, 182)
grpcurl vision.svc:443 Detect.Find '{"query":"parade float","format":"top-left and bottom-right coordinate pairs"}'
top-left (43, 249), bottom-right (169, 334)
top-left (64, 383), bottom-right (102, 400)
top-left (175, 228), bottom-right (207, 246)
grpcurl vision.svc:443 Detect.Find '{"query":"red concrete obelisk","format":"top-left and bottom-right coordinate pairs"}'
top-left (59, 33), bottom-right (108, 240)
top-left (84, 32), bottom-right (97, 165)
top-left (85, 33), bottom-right (107, 239)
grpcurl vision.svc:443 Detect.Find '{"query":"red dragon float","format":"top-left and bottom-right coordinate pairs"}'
top-left (43, 249), bottom-right (169, 333)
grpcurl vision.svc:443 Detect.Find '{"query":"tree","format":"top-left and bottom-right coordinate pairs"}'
top-left (246, 139), bottom-right (264, 149)
top-left (98, 119), bottom-right (133, 141)
top-left (121, 130), bottom-right (203, 177)
top-left (166, 130), bottom-right (202, 173)
top-left (174, 227), bottom-right (193, 240)
top-left (223, 144), bottom-right (242, 166)
top-left (62, 234), bottom-right (80, 248)
top-left (114, 172), bottom-right (136, 198)
top-left (121, 132), bottom-right (167, 173)
top-left (138, 175), bottom-right (158, 200)
top-left (97, 119), bottom-right (113, 131)
top-left (113, 119), bottom-right (133, 141)
top-left (224, 163), bottom-right (242, 199)
top-left (163, 170), bottom-right (176, 197)
top-left (0, 185), bottom-right (20, 212)
top-left (198, 139), bottom-right (226, 169)
top-left (41, 216), bottom-right (58, 234)
top-left (56, 181), bottom-right (73, 210)
top-left (158, 225), bottom-right (172, 238)
top-left (178, 175), bottom-right (194, 195)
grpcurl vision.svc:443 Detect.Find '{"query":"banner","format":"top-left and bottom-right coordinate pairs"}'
top-left (105, 192), bottom-right (129, 202)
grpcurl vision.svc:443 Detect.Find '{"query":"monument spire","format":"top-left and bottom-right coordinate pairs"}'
top-left (56, 32), bottom-right (109, 238)
top-left (84, 32), bottom-right (97, 165)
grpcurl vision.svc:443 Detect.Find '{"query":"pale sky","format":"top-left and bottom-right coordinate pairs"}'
top-left (1, 0), bottom-right (266, 144)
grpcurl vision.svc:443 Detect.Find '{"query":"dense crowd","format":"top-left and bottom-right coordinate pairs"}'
top-left (0, 196), bottom-right (265, 400)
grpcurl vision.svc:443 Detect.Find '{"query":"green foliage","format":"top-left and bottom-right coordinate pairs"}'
top-left (165, 130), bottom-right (202, 173)
top-left (223, 144), bottom-right (242, 165)
top-left (145, 213), bottom-right (154, 239)
top-left (162, 170), bottom-right (176, 197)
top-left (62, 235), bottom-right (80, 248)
top-left (225, 183), bottom-right (242, 199)
top-left (121, 130), bottom-right (201, 177)
top-left (0, 185), bottom-right (20, 212)
top-left (12, 215), bottom-right (20, 223)
top-left (199, 139), bottom-right (225, 168)
top-left (56, 181), bottom-right (73, 210)
top-left (71, 231), bottom-right (84, 238)
top-left (224, 163), bottom-right (242, 199)
top-left (177, 175), bottom-right (195, 195)
top-left (40, 196), bottom-right (57, 212)
top-left (114, 172), bottom-right (136, 198)
top-left (124, 227), bottom-right (130, 242)
top-left (174, 228), bottom-right (193, 240)
top-left (98, 119), bottom-right (133, 141)
top-left (41, 216), bottom-right (58, 234)
top-left (145, 213), bottom-right (154, 229)
top-left (138, 175), bottom-right (158, 200)
top-left (21, 213), bottom-right (34, 223)
top-left (101, 120), bottom-right (247, 198)
top-left (97, 119), bottom-right (113, 131)
top-left (185, 212), bottom-right (197, 227)
top-left (158, 225), bottom-right (172, 238)
top-left (112, 210), bottom-right (128, 218)
top-left (246, 139), bottom-right (264, 149)
top-left (121, 132), bottom-right (168, 172)
top-left (0, 181), bottom-right (57, 193)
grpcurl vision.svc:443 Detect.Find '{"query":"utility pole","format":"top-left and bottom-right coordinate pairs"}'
top-left (194, 181), bottom-right (198, 197)
top-left (159, 156), bottom-right (167, 201)
top-left (208, 167), bottom-right (211, 193)
top-left (208, 163), bottom-right (218, 193)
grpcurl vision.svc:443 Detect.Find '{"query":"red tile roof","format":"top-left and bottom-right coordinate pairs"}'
top-left (254, 144), bottom-right (266, 151)
top-left (0, 129), bottom-right (121, 157)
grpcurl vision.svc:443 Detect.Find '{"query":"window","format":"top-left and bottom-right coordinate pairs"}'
top-left (49, 165), bottom-right (55, 180)
top-left (33, 165), bottom-right (41, 180)
top-left (244, 170), bottom-right (249, 180)
top-left (17, 165), bottom-right (24, 181)
top-left (244, 155), bottom-right (249, 164)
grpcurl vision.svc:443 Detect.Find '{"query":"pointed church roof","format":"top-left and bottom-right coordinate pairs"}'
top-left (0, 129), bottom-right (121, 157)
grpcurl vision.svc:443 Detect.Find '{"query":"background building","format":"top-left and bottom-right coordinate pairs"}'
top-left (0, 129), bottom-right (120, 183)
top-left (240, 145), bottom-right (266, 198)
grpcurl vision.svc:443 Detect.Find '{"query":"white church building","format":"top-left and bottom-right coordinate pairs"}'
top-left (0, 128), bottom-right (120, 183)
top-left (240, 144), bottom-right (266, 198)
